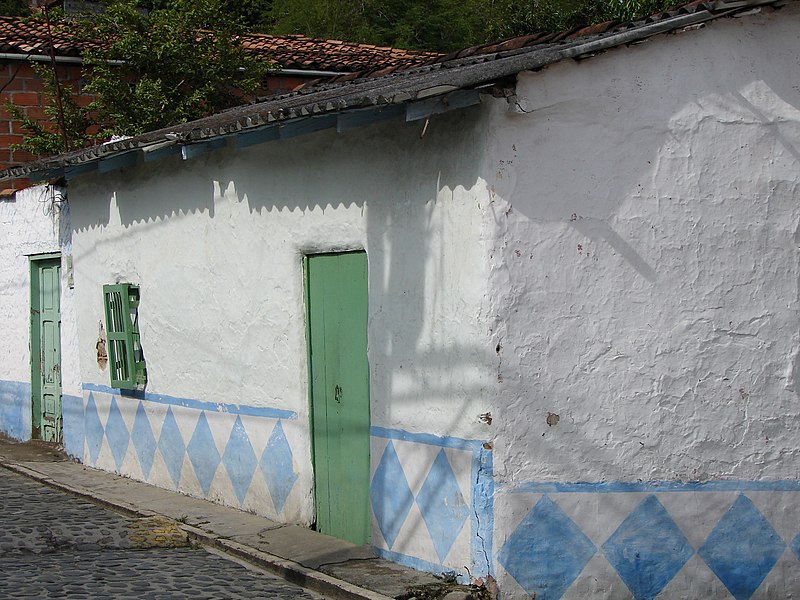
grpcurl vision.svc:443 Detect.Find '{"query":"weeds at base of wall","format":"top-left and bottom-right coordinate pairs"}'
top-left (395, 580), bottom-right (495, 600)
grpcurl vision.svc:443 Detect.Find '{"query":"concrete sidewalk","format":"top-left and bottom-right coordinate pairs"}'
top-left (0, 437), bottom-right (485, 600)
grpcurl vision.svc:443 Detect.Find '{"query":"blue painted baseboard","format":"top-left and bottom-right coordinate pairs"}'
top-left (0, 380), bottom-right (31, 441)
top-left (61, 393), bottom-right (84, 457)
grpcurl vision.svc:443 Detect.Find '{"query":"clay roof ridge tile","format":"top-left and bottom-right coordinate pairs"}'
top-left (566, 20), bottom-right (619, 39)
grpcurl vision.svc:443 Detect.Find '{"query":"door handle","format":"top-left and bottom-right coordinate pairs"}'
top-left (334, 385), bottom-right (342, 403)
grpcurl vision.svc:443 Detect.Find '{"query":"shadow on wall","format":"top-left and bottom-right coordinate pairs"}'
top-left (65, 31), bottom-right (800, 454)
top-left (66, 104), bottom-right (499, 574)
top-left (62, 14), bottom-right (800, 578)
top-left (487, 30), bottom-right (800, 281)
top-left (69, 104), bottom-right (497, 419)
top-left (480, 24), bottom-right (800, 485)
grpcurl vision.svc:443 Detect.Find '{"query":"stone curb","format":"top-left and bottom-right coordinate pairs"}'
top-left (0, 461), bottom-right (155, 519)
top-left (182, 527), bottom-right (394, 600)
top-left (0, 459), bottom-right (394, 600)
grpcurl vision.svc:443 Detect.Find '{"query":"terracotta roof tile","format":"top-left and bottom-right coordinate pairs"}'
top-left (566, 20), bottom-right (619, 39)
top-left (0, 0), bottom-right (784, 85)
top-left (2, 0), bottom-right (785, 181)
top-left (320, 0), bottom-right (783, 82)
top-left (0, 16), bottom-right (439, 72)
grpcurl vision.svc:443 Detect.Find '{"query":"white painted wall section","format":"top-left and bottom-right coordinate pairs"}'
top-left (67, 109), bottom-right (496, 539)
top-left (57, 6), bottom-right (800, 597)
top-left (0, 185), bottom-right (80, 441)
top-left (484, 4), bottom-right (800, 486)
top-left (484, 8), bottom-right (800, 599)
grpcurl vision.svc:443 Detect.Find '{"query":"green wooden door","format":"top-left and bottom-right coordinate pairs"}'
top-left (30, 256), bottom-right (62, 442)
top-left (306, 251), bottom-right (371, 545)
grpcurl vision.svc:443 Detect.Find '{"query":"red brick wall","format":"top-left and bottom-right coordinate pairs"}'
top-left (261, 75), bottom-right (312, 96)
top-left (0, 62), bottom-right (317, 191)
top-left (0, 60), bottom-right (93, 191)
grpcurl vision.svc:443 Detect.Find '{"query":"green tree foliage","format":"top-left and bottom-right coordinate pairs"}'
top-left (10, 0), bottom-right (269, 156)
top-left (5, 64), bottom-right (96, 155)
top-left (268, 0), bottom-right (484, 52)
top-left (78, 0), bottom-right (268, 136)
top-left (0, 0), bottom-right (29, 16)
top-left (357, 0), bottom-right (484, 52)
top-left (484, 0), bottom-right (676, 41)
top-left (269, 0), bottom-right (677, 52)
top-left (10, 0), bottom-right (678, 158)
top-left (145, 0), bottom-right (275, 30)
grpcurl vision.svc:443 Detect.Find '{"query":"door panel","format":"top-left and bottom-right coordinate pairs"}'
top-left (31, 257), bottom-right (62, 442)
top-left (306, 252), bottom-right (370, 545)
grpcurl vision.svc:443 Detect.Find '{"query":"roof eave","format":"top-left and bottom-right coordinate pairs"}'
top-left (1, 0), bottom-right (787, 183)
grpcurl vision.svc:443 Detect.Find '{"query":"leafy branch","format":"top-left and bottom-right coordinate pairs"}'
top-left (9, 0), bottom-right (271, 157)
top-left (5, 63), bottom-right (99, 156)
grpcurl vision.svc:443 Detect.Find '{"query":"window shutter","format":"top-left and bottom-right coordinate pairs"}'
top-left (102, 283), bottom-right (147, 389)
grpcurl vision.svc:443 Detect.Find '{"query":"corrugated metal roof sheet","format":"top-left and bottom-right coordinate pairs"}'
top-left (324, 0), bottom-right (783, 80)
top-left (0, 0), bottom-right (791, 182)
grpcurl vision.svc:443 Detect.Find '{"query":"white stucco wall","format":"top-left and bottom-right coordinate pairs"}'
top-left (0, 185), bottom-right (81, 441)
top-left (62, 5), bottom-right (800, 596)
top-left (68, 107), bottom-right (496, 528)
top-left (483, 7), bottom-right (800, 599)
top-left (484, 3), bottom-right (800, 486)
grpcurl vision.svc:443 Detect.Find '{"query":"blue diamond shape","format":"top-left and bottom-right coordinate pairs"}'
top-left (104, 396), bottom-right (129, 472)
top-left (370, 441), bottom-right (414, 549)
top-left (84, 393), bottom-right (104, 465)
top-left (498, 495), bottom-right (595, 600)
top-left (602, 495), bottom-right (693, 600)
top-left (792, 533), bottom-right (800, 562)
top-left (187, 412), bottom-right (221, 496)
top-left (157, 407), bottom-right (185, 488)
top-left (222, 416), bottom-right (258, 505)
top-left (130, 401), bottom-right (157, 479)
top-left (416, 449), bottom-right (470, 563)
top-left (260, 421), bottom-right (297, 514)
top-left (698, 494), bottom-right (785, 600)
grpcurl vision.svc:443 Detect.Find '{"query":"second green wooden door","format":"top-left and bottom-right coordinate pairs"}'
top-left (306, 251), bottom-right (370, 545)
top-left (30, 256), bottom-right (62, 442)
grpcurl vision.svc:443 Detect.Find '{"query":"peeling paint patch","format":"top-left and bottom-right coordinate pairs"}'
top-left (96, 321), bottom-right (108, 370)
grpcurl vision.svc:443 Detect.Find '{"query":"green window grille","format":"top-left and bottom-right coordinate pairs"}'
top-left (103, 283), bottom-right (147, 389)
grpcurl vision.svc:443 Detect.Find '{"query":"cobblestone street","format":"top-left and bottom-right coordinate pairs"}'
top-left (0, 467), bottom-right (327, 599)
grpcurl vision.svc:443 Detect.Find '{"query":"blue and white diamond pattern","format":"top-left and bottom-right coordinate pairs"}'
top-left (261, 421), bottom-right (298, 515)
top-left (157, 407), bottom-right (185, 488)
top-left (698, 494), bottom-right (786, 600)
top-left (498, 495), bottom-right (595, 600)
top-left (371, 441), bottom-right (415, 549)
top-left (416, 449), bottom-right (470, 563)
top-left (187, 412), bottom-right (220, 496)
top-left (498, 489), bottom-right (800, 600)
top-left (84, 392), bottom-right (104, 465)
top-left (80, 389), bottom-right (298, 520)
top-left (131, 401), bottom-right (157, 479)
top-left (79, 389), bottom-right (800, 600)
top-left (104, 396), bottom-right (129, 472)
top-left (222, 416), bottom-right (259, 505)
top-left (370, 439), bottom-right (474, 570)
top-left (602, 495), bottom-right (694, 600)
